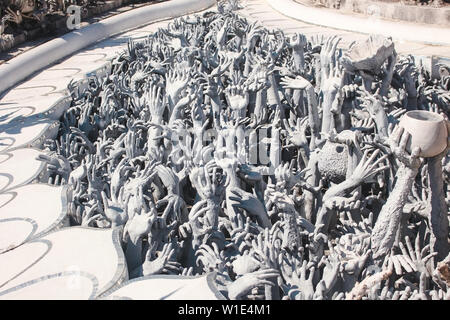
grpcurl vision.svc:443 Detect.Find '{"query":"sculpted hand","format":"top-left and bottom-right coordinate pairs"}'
top-left (280, 76), bottom-right (312, 90)
top-left (290, 261), bottom-right (316, 300)
top-left (287, 33), bottom-right (307, 51)
top-left (125, 206), bottom-right (157, 244)
top-left (110, 158), bottom-right (132, 200)
top-left (237, 164), bottom-right (263, 186)
top-left (227, 269), bottom-right (279, 300)
top-left (146, 83), bottom-right (166, 124)
top-left (68, 159), bottom-right (87, 185)
top-left (37, 153), bottom-right (71, 184)
top-left (350, 149), bottom-right (389, 184)
top-left (191, 162), bottom-right (227, 202)
top-left (166, 68), bottom-right (190, 105)
top-left (229, 187), bottom-right (271, 228)
top-left (102, 190), bottom-right (130, 228)
top-left (320, 35), bottom-right (341, 79)
top-left (388, 126), bottom-right (422, 169)
top-left (196, 242), bottom-right (225, 273)
top-left (132, 242), bottom-right (177, 277)
top-left (188, 200), bottom-right (213, 245)
top-left (225, 84), bottom-right (249, 113)
top-left (390, 235), bottom-right (437, 276)
top-left (81, 203), bottom-right (102, 227)
top-left (283, 117), bottom-right (310, 148)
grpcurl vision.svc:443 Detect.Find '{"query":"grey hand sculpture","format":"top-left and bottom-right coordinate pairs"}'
top-left (54, 10), bottom-right (449, 301)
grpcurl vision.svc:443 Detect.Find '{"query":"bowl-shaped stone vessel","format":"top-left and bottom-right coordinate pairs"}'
top-left (341, 35), bottom-right (394, 75)
top-left (399, 110), bottom-right (448, 158)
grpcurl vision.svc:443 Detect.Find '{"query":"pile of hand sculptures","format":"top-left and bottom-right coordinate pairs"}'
top-left (38, 4), bottom-right (450, 300)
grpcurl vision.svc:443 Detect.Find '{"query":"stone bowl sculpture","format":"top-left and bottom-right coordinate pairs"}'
top-left (399, 110), bottom-right (448, 158)
top-left (341, 35), bottom-right (394, 75)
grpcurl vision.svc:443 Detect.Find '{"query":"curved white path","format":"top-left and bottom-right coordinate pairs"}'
top-left (240, 0), bottom-right (450, 59)
top-left (266, 0), bottom-right (450, 46)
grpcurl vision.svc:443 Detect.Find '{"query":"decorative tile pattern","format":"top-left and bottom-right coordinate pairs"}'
top-left (0, 227), bottom-right (127, 298)
top-left (102, 273), bottom-right (226, 300)
top-left (0, 184), bottom-right (70, 253)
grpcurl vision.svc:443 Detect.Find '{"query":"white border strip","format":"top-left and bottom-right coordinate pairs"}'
top-left (0, 0), bottom-right (216, 95)
top-left (265, 0), bottom-right (450, 46)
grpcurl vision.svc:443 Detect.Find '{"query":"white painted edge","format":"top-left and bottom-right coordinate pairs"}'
top-left (265, 0), bottom-right (450, 46)
top-left (0, 0), bottom-right (216, 95)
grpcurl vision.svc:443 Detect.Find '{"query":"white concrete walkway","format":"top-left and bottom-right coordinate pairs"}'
top-left (266, 0), bottom-right (450, 46)
top-left (241, 0), bottom-right (450, 59)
